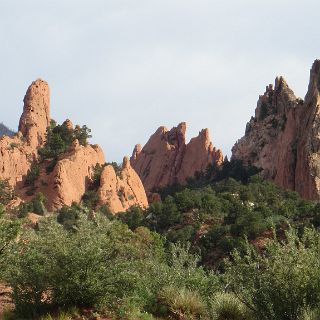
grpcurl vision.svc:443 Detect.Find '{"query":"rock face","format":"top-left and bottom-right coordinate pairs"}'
top-left (131, 123), bottom-right (223, 192)
top-left (0, 133), bottom-right (34, 187)
top-left (232, 59), bottom-right (320, 200)
top-left (97, 157), bottom-right (148, 213)
top-left (18, 79), bottom-right (50, 149)
top-left (38, 142), bottom-right (105, 211)
top-left (0, 79), bottom-right (50, 187)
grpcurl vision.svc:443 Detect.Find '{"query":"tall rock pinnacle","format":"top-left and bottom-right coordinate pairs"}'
top-left (18, 79), bottom-right (50, 148)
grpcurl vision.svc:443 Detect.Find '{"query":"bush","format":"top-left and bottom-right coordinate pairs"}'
top-left (82, 190), bottom-right (99, 209)
top-left (0, 206), bottom-right (21, 280)
top-left (15, 193), bottom-right (47, 218)
top-left (225, 228), bottom-right (320, 320)
top-left (208, 292), bottom-right (252, 320)
top-left (39, 120), bottom-right (92, 161)
top-left (0, 180), bottom-right (15, 205)
top-left (24, 163), bottom-right (40, 187)
top-left (158, 286), bottom-right (206, 319)
top-left (3, 213), bottom-right (166, 317)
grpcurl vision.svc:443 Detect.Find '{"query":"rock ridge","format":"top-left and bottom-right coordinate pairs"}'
top-left (232, 59), bottom-right (320, 200)
top-left (131, 123), bottom-right (223, 192)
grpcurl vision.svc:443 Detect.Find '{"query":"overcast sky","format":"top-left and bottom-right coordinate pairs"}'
top-left (1, 0), bottom-right (320, 162)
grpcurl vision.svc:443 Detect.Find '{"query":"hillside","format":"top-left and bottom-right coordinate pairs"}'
top-left (2, 60), bottom-right (320, 319)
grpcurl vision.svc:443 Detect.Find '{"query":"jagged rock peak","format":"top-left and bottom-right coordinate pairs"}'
top-left (232, 59), bottom-right (320, 201)
top-left (131, 144), bottom-right (142, 164)
top-left (305, 59), bottom-right (320, 102)
top-left (122, 156), bottom-right (130, 169)
top-left (18, 79), bottom-right (50, 148)
top-left (131, 122), bottom-right (223, 192)
top-left (97, 156), bottom-right (148, 213)
top-left (165, 122), bottom-right (186, 148)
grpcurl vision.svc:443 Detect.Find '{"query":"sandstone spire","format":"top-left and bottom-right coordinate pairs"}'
top-left (0, 79), bottom-right (50, 187)
top-left (18, 79), bottom-right (50, 148)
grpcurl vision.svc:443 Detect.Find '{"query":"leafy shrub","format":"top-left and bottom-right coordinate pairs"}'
top-left (24, 163), bottom-right (40, 187)
top-left (0, 180), bottom-right (15, 205)
top-left (0, 206), bottom-right (20, 274)
top-left (4, 213), bottom-right (165, 317)
top-left (208, 292), bottom-right (252, 320)
top-left (56, 203), bottom-right (87, 230)
top-left (15, 193), bottom-right (47, 218)
top-left (39, 120), bottom-right (92, 161)
top-left (158, 286), bottom-right (206, 319)
top-left (225, 228), bottom-right (320, 320)
top-left (82, 190), bottom-right (99, 209)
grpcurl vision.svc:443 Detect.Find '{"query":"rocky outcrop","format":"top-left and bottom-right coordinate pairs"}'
top-left (0, 133), bottom-right (34, 187)
top-left (0, 79), bottom-right (50, 188)
top-left (178, 128), bottom-right (223, 183)
top-left (131, 123), bottom-right (223, 192)
top-left (97, 157), bottom-right (148, 213)
top-left (37, 142), bottom-right (105, 211)
top-left (232, 59), bottom-right (320, 200)
top-left (295, 60), bottom-right (320, 199)
top-left (18, 79), bottom-right (50, 149)
top-left (1, 79), bottom-right (148, 213)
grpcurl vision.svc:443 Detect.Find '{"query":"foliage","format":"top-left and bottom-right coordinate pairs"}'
top-left (158, 286), bottom-right (206, 319)
top-left (38, 120), bottom-right (92, 165)
top-left (106, 162), bottom-right (122, 177)
top-left (24, 163), bottom-right (40, 187)
top-left (117, 172), bottom-right (317, 267)
top-left (0, 179), bottom-right (15, 205)
top-left (0, 206), bottom-right (20, 272)
top-left (82, 190), bottom-right (100, 209)
top-left (208, 292), bottom-right (252, 320)
top-left (15, 193), bottom-right (47, 218)
top-left (225, 228), bottom-right (320, 320)
top-left (3, 213), bottom-right (166, 317)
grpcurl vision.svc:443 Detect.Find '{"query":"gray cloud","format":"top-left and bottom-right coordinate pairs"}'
top-left (1, 0), bottom-right (319, 161)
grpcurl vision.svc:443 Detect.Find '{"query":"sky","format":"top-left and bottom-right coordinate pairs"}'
top-left (1, 0), bottom-right (320, 162)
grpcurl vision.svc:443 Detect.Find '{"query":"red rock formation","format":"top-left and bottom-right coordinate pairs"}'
top-left (1, 79), bottom-right (148, 212)
top-left (97, 157), bottom-right (148, 213)
top-left (18, 79), bottom-right (50, 149)
top-left (178, 128), bottom-right (223, 182)
top-left (37, 142), bottom-right (105, 210)
top-left (131, 123), bottom-right (223, 192)
top-left (232, 59), bottom-right (320, 200)
top-left (0, 79), bottom-right (50, 188)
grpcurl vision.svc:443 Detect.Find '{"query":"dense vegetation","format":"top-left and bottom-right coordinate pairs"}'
top-left (2, 160), bottom-right (320, 319)
top-left (117, 164), bottom-right (316, 268)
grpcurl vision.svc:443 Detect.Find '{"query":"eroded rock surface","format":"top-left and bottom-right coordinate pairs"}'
top-left (131, 123), bottom-right (223, 192)
top-left (0, 79), bottom-right (50, 187)
top-left (98, 157), bottom-right (148, 213)
top-left (38, 142), bottom-right (105, 211)
top-left (232, 59), bottom-right (320, 200)
top-left (18, 79), bottom-right (50, 149)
